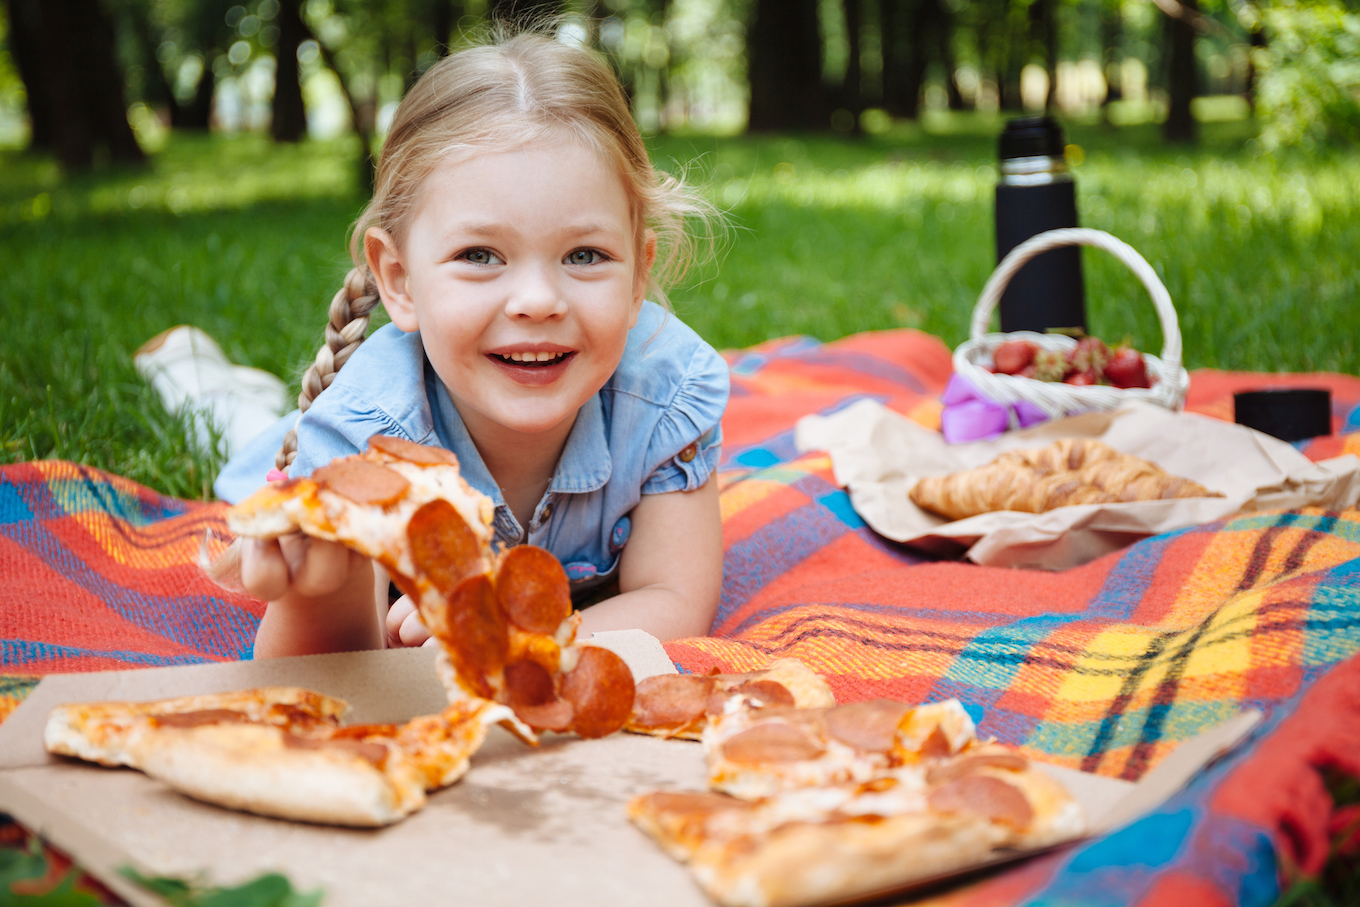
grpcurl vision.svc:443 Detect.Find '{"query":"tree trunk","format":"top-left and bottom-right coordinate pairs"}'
top-left (1028, 0), bottom-right (1058, 110)
top-left (433, 0), bottom-right (457, 55)
top-left (487, 0), bottom-right (561, 27)
top-left (5, 0), bottom-right (54, 149)
top-left (1245, 27), bottom-right (1265, 112)
top-left (938, 0), bottom-right (964, 110)
top-left (1100, 0), bottom-right (1122, 112)
top-left (271, 0), bottom-right (307, 143)
top-left (998, 1), bottom-right (1024, 111)
top-left (32, 0), bottom-right (143, 168)
top-left (879, 0), bottom-right (905, 116)
top-left (900, 0), bottom-right (931, 120)
top-left (125, 2), bottom-right (184, 124)
top-left (1162, 0), bottom-right (1197, 143)
top-left (746, 0), bottom-right (825, 131)
top-left (841, 0), bottom-right (863, 130)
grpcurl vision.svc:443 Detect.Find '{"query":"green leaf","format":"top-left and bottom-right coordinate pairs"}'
top-left (119, 867), bottom-right (323, 907)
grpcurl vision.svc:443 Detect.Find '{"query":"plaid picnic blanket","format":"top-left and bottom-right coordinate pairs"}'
top-left (4, 327), bottom-right (1360, 906)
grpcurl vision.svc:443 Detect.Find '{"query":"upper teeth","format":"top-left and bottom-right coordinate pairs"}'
top-left (505, 351), bottom-right (565, 362)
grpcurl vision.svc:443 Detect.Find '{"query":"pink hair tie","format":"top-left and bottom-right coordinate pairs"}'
top-left (266, 468), bottom-right (289, 483)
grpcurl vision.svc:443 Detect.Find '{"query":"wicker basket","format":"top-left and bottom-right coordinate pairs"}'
top-left (953, 227), bottom-right (1190, 420)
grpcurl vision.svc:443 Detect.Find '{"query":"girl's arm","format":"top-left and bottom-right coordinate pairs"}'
top-left (243, 535), bottom-right (387, 657)
top-left (577, 478), bottom-right (722, 641)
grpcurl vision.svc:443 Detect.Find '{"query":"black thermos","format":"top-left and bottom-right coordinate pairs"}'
top-left (994, 116), bottom-right (1087, 334)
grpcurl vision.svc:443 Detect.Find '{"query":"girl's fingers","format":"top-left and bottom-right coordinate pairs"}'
top-left (399, 608), bottom-right (432, 647)
top-left (289, 537), bottom-right (353, 597)
top-left (240, 538), bottom-right (290, 602)
top-left (387, 595), bottom-right (416, 643)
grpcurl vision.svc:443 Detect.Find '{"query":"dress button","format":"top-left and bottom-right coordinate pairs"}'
top-left (679, 443), bottom-right (697, 463)
top-left (540, 502), bottom-right (554, 522)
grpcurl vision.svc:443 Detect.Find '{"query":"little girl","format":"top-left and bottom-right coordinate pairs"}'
top-left (232, 32), bottom-right (727, 657)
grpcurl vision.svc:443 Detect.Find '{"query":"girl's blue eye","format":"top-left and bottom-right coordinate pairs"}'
top-left (460, 248), bottom-right (501, 265)
top-left (566, 249), bottom-right (605, 266)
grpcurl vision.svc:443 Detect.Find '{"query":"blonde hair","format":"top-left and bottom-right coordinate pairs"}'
top-left (277, 29), bottom-right (717, 470)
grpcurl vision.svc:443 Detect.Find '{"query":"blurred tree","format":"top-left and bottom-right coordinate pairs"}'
top-left (271, 0), bottom-right (307, 142)
top-left (431, 0), bottom-right (459, 55)
top-left (7, 0), bottom-right (144, 167)
top-left (488, 0), bottom-right (562, 26)
top-left (180, 0), bottom-right (234, 131)
top-left (881, 0), bottom-right (962, 119)
top-left (119, 0), bottom-right (187, 127)
top-left (1030, 0), bottom-right (1057, 109)
top-left (4, 0), bottom-right (53, 148)
top-left (1162, 0), bottom-right (1199, 142)
top-left (841, 0), bottom-right (864, 130)
top-left (747, 0), bottom-right (826, 130)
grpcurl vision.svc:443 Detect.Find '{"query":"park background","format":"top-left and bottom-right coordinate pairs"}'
top-left (0, 2), bottom-right (1358, 905)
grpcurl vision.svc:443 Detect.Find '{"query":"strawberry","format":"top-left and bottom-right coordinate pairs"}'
top-left (992, 340), bottom-right (1038, 375)
top-left (1031, 348), bottom-right (1068, 382)
top-left (1104, 347), bottom-right (1152, 388)
top-left (1067, 336), bottom-right (1111, 376)
top-left (1064, 369), bottom-right (1099, 386)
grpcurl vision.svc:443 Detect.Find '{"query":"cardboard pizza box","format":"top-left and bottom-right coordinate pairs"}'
top-left (0, 632), bottom-right (1260, 907)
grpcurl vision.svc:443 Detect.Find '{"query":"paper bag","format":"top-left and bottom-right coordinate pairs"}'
top-left (796, 399), bottom-right (1360, 569)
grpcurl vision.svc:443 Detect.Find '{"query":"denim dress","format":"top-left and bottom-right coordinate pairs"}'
top-left (284, 301), bottom-right (728, 596)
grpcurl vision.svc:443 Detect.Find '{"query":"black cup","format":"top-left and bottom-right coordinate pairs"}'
top-left (1233, 388), bottom-right (1332, 442)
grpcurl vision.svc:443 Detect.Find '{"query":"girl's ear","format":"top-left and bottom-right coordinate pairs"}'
top-left (366, 227), bottom-right (419, 332)
top-left (631, 229), bottom-right (658, 325)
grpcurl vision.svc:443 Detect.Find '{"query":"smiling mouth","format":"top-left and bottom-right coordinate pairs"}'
top-left (491, 351), bottom-right (573, 367)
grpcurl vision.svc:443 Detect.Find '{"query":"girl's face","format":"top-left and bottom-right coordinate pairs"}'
top-left (368, 137), bottom-right (653, 445)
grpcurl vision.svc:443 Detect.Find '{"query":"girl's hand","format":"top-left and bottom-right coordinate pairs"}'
top-left (385, 593), bottom-right (435, 648)
top-left (242, 533), bottom-right (384, 658)
top-left (240, 534), bottom-right (353, 601)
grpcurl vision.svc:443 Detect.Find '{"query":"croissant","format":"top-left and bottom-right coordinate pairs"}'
top-left (910, 439), bottom-right (1223, 521)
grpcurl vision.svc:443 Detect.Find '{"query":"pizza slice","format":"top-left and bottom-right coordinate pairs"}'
top-left (226, 435), bottom-right (636, 743)
top-left (629, 743), bottom-right (1085, 907)
top-left (46, 690), bottom-right (509, 827)
top-left (44, 686), bottom-right (347, 767)
top-left (626, 659), bottom-right (836, 741)
top-left (703, 698), bottom-right (977, 800)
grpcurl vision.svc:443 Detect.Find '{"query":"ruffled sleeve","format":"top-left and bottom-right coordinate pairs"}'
top-left (639, 338), bottom-right (730, 495)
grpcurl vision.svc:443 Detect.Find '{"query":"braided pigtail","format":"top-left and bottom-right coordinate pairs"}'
top-left (276, 267), bottom-right (381, 470)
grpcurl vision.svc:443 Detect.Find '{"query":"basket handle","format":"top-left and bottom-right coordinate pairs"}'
top-left (970, 227), bottom-right (1182, 377)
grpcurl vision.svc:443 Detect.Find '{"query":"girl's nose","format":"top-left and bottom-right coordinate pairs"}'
top-left (503, 262), bottom-right (567, 320)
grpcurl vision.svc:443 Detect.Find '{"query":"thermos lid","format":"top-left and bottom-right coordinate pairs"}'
top-left (999, 116), bottom-right (1066, 161)
top-left (1233, 388), bottom-right (1332, 442)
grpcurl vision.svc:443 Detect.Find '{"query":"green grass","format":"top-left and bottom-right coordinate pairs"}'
top-left (3, 116), bottom-right (1359, 501)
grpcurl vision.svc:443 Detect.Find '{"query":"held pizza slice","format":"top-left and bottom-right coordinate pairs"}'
top-left (702, 698), bottom-right (977, 800)
top-left (627, 659), bottom-right (836, 741)
top-left (226, 436), bottom-right (636, 743)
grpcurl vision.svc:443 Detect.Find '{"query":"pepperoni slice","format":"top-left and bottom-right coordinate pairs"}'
top-left (440, 574), bottom-right (509, 697)
top-left (495, 546), bottom-right (572, 634)
top-left (408, 499), bottom-right (484, 594)
top-left (927, 775), bottom-right (1034, 830)
top-left (504, 659), bottom-right (556, 708)
top-left (283, 733), bottom-right (389, 767)
top-left (313, 459), bottom-right (411, 506)
top-left (824, 699), bottom-right (913, 753)
top-left (367, 434), bottom-right (459, 466)
top-left (152, 709), bottom-right (249, 728)
top-left (926, 751), bottom-right (1030, 786)
top-left (639, 790), bottom-right (757, 818)
top-left (512, 699), bottom-right (574, 732)
top-left (633, 675), bottom-right (715, 729)
top-left (721, 722), bottom-right (825, 764)
top-left (918, 725), bottom-right (953, 758)
top-left (728, 680), bottom-right (796, 708)
top-left (561, 646), bottom-right (636, 739)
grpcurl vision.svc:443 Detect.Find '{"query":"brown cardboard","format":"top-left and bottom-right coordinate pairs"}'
top-left (0, 643), bottom-right (1262, 907)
